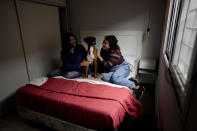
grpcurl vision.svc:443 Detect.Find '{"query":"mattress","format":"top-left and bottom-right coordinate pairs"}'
top-left (16, 77), bottom-right (143, 130)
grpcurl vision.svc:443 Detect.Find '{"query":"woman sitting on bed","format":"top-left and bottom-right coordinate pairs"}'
top-left (97, 35), bottom-right (139, 90)
top-left (47, 32), bottom-right (90, 79)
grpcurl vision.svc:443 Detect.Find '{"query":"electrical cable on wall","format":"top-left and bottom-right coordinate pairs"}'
top-left (143, 0), bottom-right (152, 44)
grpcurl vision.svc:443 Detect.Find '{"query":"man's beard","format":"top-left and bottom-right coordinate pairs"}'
top-left (70, 43), bottom-right (76, 47)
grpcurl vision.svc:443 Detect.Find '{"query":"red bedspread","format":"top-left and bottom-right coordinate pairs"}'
top-left (16, 78), bottom-right (143, 130)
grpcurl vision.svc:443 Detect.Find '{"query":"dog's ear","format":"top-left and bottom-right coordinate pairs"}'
top-left (84, 36), bottom-right (96, 46)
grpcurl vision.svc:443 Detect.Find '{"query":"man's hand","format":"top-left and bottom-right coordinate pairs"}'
top-left (80, 60), bottom-right (90, 66)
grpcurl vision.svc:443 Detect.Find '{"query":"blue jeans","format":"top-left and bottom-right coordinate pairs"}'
top-left (47, 68), bottom-right (81, 79)
top-left (102, 61), bottom-right (135, 89)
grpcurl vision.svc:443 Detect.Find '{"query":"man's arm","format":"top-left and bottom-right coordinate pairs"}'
top-left (61, 51), bottom-right (81, 71)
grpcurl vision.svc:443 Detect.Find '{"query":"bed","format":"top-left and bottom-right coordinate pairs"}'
top-left (16, 76), bottom-right (143, 130)
top-left (16, 30), bottom-right (143, 130)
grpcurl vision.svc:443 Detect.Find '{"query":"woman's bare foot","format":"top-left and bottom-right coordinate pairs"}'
top-left (133, 85), bottom-right (140, 90)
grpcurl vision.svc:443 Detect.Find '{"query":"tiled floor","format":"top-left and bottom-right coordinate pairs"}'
top-left (0, 85), bottom-right (157, 131)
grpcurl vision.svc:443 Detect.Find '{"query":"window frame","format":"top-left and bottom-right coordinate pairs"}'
top-left (164, 0), bottom-right (181, 67)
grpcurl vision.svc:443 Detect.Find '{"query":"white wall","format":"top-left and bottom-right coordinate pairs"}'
top-left (0, 0), bottom-right (29, 114)
top-left (66, 0), bottom-right (166, 59)
top-left (17, 0), bottom-right (61, 80)
top-left (0, 0), bottom-right (62, 114)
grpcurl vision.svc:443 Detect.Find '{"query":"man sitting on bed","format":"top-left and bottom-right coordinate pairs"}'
top-left (47, 32), bottom-right (90, 79)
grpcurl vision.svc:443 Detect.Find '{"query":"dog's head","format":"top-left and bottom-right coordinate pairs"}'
top-left (84, 36), bottom-right (96, 46)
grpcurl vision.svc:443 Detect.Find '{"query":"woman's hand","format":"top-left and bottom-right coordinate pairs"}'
top-left (97, 51), bottom-right (103, 62)
top-left (97, 51), bottom-right (101, 58)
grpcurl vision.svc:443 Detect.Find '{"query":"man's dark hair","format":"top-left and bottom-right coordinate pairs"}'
top-left (62, 32), bottom-right (78, 51)
top-left (104, 35), bottom-right (120, 50)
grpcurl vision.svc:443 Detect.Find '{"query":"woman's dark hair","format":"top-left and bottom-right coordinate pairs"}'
top-left (104, 35), bottom-right (120, 50)
top-left (62, 32), bottom-right (78, 51)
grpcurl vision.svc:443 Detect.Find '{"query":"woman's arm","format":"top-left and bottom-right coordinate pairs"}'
top-left (97, 49), bottom-right (124, 69)
top-left (97, 51), bottom-right (104, 62)
top-left (97, 51), bottom-right (111, 69)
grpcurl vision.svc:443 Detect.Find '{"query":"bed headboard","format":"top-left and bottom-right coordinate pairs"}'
top-left (80, 31), bottom-right (143, 59)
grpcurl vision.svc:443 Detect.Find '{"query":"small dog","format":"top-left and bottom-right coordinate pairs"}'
top-left (84, 36), bottom-right (98, 78)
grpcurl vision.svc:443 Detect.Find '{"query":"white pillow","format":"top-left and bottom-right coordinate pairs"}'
top-left (29, 77), bottom-right (48, 86)
top-left (124, 55), bottom-right (138, 65)
top-left (123, 55), bottom-right (139, 72)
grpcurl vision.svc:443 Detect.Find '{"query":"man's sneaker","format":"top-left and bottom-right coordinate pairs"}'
top-left (129, 77), bottom-right (139, 86)
top-left (135, 86), bottom-right (145, 100)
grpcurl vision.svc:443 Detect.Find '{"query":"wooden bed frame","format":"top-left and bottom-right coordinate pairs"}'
top-left (17, 106), bottom-right (97, 131)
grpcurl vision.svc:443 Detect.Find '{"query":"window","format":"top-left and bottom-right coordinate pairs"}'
top-left (164, 0), bottom-right (197, 111)
top-left (164, 0), bottom-right (197, 91)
